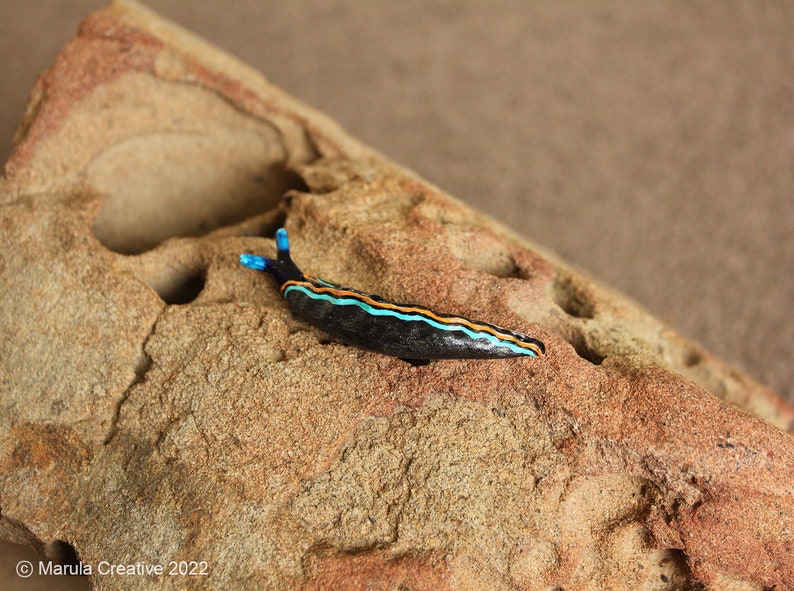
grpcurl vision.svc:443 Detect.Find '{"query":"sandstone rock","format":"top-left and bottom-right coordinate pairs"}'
top-left (1, 2), bottom-right (792, 590)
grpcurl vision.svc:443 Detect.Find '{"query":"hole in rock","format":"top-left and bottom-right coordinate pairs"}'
top-left (561, 327), bottom-right (605, 365)
top-left (89, 131), bottom-right (307, 254)
top-left (45, 539), bottom-right (85, 572)
top-left (572, 342), bottom-right (605, 366)
top-left (156, 267), bottom-right (206, 305)
top-left (4, 541), bottom-right (87, 588)
top-left (650, 549), bottom-right (701, 589)
top-left (550, 272), bottom-right (596, 319)
top-left (683, 348), bottom-right (702, 368)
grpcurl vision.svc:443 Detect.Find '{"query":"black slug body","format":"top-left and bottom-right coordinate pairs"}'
top-left (240, 229), bottom-right (545, 359)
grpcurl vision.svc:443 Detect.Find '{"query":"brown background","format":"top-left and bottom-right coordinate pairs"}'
top-left (0, 2), bottom-right (792, 588)
top-left (1, 2), bottom-right (791, 397)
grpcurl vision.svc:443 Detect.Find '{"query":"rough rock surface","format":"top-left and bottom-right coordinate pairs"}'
top-left (1, 2), bottom-right (792, 590)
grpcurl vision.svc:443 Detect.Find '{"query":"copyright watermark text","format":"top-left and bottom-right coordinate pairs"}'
top-left (16, 559), bottom-right (209, 578)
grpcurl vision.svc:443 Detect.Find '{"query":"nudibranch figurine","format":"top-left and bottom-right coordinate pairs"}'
top-left (240, 228), bottom-right (545, 359)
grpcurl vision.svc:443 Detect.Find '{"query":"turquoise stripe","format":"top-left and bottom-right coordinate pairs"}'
top-left (284, 284), bottom-right (538, 356)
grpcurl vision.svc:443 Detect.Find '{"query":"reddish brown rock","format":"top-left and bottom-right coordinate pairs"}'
top-left (1, 2), bottom-right (792, 590)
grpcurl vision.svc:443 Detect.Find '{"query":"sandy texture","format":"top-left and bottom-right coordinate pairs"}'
top-left (1, 2), bottom-right (792, 590)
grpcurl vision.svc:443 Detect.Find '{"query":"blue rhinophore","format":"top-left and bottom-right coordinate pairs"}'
top-left (275, 228), bottom-right (290, 254)
top-left (240, 253), bottom-right (269, 271)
